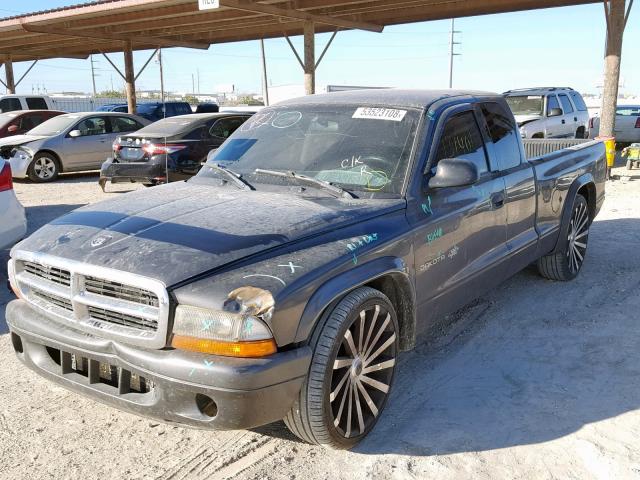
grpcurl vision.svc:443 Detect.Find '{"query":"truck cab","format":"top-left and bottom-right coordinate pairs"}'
top-left (0, 95), bottom-right (54, 113)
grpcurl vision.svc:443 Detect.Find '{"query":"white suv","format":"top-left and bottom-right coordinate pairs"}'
top-left (504, 87), bottom-right (589, 139)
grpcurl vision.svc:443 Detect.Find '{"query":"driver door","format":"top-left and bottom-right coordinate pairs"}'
top-left (62, 116), bottom-right (111, 170)
top-left (409, 104), bottom-right (508, 330)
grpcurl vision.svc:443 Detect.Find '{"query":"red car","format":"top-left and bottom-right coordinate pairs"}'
top-left (0, 109), bottom-right (65, 138)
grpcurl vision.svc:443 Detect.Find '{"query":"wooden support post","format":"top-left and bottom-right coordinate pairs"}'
top-left (5, 57), bottom-right (15, 94)
top-left (599, 0), bottom-right (630, 138)
top-left (303, 21), bottom-right (315, 95)
top-left (123, 41), bottom-right (136, 114)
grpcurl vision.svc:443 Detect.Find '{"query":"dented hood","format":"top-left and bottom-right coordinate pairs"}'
top-left (14, 182), bottom-right (402, 286)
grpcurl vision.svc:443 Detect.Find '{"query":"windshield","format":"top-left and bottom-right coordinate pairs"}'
top-left (27, 114), bottom-right (79, 136)
top-left (505, 95), bottom-right (544, 116)
top-left (133, 116), bottom-right (198, 136)
top-left (196, 104), bottom-right (420, 195)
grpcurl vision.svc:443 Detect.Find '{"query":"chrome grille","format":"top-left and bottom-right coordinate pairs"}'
top-left (87, 306), bottom-right (158, 332)
top-left (85, 276), bottom-right (159, 307)
top-left (23, 261), bottom-right (71, 287)
top-left (10, 252), bottom-right (170, 349)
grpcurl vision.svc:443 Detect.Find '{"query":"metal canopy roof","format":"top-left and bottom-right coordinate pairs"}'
top-left (0, 0), bottom-right (599, 62)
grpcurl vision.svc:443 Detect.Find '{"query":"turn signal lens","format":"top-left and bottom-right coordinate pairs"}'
top-left (171, 335), bottom-right (276, 357)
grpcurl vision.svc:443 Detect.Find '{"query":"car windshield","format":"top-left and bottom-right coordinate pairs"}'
top-left (27, 114), bottom-right (80, 136)
top-left (0, 112), bottom-right (19, 127)
top-left (616, 106), bottom-right (640, 116)
top-left (196, 104), bottom-right (420, 195)
top-left (505, 95), bottom-right (544, 116)
top-left (133, 116), bottom-right (199, 136)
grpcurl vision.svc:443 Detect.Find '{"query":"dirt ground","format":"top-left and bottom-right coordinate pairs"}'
top-left (1, 164), bottom-right (639, 480)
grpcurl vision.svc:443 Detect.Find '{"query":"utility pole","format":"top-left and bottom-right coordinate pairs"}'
top-left (192, 73), bottom-right (195, 94)
top-left (260, 38), bottom-right (269, 106)
top-left (90, 55), bottom-right (97, 97)
top-left (448, 19), bottom-right (461, 89)
top-left (197, 69), bottom-right (200, 94)
top-left (158, 48), bottom-right (165, 106)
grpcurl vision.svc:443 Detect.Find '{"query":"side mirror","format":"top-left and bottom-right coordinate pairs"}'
top-left (206, 148), bottom-right (218, 163)
top-left (548, 107), bottom-right (563, 117)
top-left (69, 129), bottom-right (82, 138)
top-left (7, 125), bottom-right (18, 133)
top-left (428, 158), bottom-right (479, 189)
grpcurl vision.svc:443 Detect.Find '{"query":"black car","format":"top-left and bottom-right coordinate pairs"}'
top-left (99, 112), bottom-right (251, 189)
top-left (135, 101), bottom-right (193, 122)
top-left (96, 103), bottom-right (129, 113)
top-left (195, 103), bottom-right (220, 113)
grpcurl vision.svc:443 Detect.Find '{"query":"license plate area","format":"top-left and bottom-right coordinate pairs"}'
top-left (120, 147), bottom-right (144, 161)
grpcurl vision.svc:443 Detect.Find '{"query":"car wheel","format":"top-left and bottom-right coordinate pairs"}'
top-left (28, 153), bottom-right (60, 182)
top-left (284, 286), bottom-right (399, 449)
top-left (627, 159), bottom-right (633, 170)
top-left (537, 194), bottom-right (589, 281)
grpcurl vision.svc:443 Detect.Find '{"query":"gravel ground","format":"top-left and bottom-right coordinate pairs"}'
top-left (1, 165), bottom-right (639, 480)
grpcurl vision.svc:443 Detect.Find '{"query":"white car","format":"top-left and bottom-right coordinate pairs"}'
top-left (504, 87), bottom-right (590, 139)
top-left (0, 159), bottom-right (27, 249)
top-left (588, 105), bottom-right (640, 143)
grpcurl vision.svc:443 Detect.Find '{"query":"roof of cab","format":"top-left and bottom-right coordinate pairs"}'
top-left (276, 89), bottom-right (499, 109)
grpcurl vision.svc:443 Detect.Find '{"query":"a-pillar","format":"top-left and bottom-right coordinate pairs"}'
top-left (5, 57), bottom-right (15, 94)
top-left (303, 21), bottom-right (315, 95)
top-left (124, 41), bottom-right (137, 114)
top-left (599, 0), bottom-right (627, 137)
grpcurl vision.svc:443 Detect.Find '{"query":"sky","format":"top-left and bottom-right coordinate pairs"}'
top-left (3, 1), bottom-right (638, 97)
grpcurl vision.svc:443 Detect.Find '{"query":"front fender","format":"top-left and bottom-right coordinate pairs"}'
top-left (294, 256), bottom-right (415, 346)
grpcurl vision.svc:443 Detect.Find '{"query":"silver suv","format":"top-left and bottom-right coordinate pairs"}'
top-left (504, 87), bottom-right (589, 139)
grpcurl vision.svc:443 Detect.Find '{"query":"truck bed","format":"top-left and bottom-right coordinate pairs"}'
top-left (523, 138), bottom-right (592, 159)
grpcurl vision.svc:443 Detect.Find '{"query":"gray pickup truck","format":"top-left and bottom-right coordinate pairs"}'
top-left (6, 90), bottom-right (606, 449)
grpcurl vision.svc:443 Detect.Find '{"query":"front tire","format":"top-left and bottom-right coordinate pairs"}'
top-left (537, 194), bottom-right (590, 281)
top-left (284, 287), bottom-right (399, 449)
top-left (28, 153), bottom-right (60, 182)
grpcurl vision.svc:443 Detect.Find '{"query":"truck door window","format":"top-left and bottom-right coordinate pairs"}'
top-left (546, 95), bottom-right (560, 115)
top-left (0, 98), bottom-right (22, 112)
top-left (430, 111), bottom-right (488, 176)
top-left (558, 94), bottom-right (574, 114)
top-left (26, 97), bottom-right (48, 109)
top-left (569, 92), bottom-right (588, 111)
top-left (480, 102), bottom-right (521, 170)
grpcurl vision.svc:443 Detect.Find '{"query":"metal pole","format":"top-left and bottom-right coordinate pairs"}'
top-left (90, 55), bottom-right (97, 97)
top-left (192, 73), bottom-right (195, 94)
top-left (5, 58), bottom-right (15, 94)
top-left (448, 19), bottom-right (454, 88)
top-left (123, 41), bottom-right (137, 114)
top-left (303, 21), bottom-right (315, 95)
top-left (260, 38), bottom-right (269, 106)
top-left (158, 48), bottom-right (165, 106)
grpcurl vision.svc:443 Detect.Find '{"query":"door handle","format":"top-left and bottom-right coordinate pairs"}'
top-left (490, 192), bottom-right (505, 209)
top-left (561, 119), bottom-right (566, 124)
top-left (574, 117), bottom-right (578, 122)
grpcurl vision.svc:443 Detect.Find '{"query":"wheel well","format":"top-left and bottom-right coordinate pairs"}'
top-left (532, 132), bottom-right (544, 139)
top-left (576, 126), bottom-right (585, 137)
top-left (577, 183), bottom-right (596, 221)
top-left (364, 273), bottom-right (416, 351)
top-left (35, 150), bottom-right (63, 172)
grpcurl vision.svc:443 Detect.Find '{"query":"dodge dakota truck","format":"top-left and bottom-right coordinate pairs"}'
top-left (6, 90), bottom-right (606, 449)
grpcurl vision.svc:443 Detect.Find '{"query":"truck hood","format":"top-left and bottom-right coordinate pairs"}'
top-left (514, 114), bottom-right (542, 127)
top-left (14, 181), bottom-right (403, 286)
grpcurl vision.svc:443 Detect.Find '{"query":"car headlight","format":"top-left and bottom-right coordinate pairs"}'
top-left (14, 147), bottom-right (34, 160)
top-left (171, 287), bottom-right (277, 357)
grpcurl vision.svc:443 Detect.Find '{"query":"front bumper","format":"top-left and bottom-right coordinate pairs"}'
top-left (8, 151), bottom-right (32, 178)
top-left (6, 299), bottom-right (311, 430)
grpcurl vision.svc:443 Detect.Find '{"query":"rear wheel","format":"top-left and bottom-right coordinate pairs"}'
top-left (284, 287), bottom-right (399, 449)
top-left (537, 195), bottom-right (589, 281)
top-left (28, 153), bottom-right (60, 182)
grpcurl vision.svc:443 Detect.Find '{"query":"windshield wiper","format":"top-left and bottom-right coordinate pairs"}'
top-left (254, 169), bottom-right (356, 199)
top-left (206, 163), bottom-right (253, 191)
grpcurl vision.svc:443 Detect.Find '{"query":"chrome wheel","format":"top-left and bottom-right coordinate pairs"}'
top-left (567, 199), bottom-right (589, 274)
top-left (330, 304), bottom-right (397, 439)
top-left (33, 156), bottom-right (57, 180)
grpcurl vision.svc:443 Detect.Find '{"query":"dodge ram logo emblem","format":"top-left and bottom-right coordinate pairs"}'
top-left (90, 235), bottom-right (111, 248)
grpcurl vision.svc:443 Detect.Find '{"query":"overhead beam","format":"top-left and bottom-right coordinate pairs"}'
top-left (15, 60), bottom-right (38, 88)
top-left (219, 0), bottom-right (384, 32)
top-left (20, 22), bottom-right (210, 50)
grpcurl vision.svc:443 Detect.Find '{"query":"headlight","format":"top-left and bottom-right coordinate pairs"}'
top-left (14, 147), bottom-right (34, 160)
top-left (171, 287), bottom-right (277, 357)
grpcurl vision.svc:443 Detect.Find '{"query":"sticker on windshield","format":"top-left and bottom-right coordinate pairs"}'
top-left (353, 107), bottom-right (407, 122)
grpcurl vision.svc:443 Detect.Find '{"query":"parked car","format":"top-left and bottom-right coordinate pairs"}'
top-left (195, 103), bottom-right (220, 113)
top-left (136, 102), bottom-right (193, 122)
top-left (0, 110), bottom-right (65, 138)
top-left (96, 103), bottom-right (129, 113)
top-left (0, 159), bottom-right (27, 250)
top-left (588, 105), bottom-right (640, 144)
top-left (5, 90), bottom-right (606, 449)
top-left (0, 112), bottom-right (149, 182)
top-left (100, 112), bottom-right (252, 189)
top-left (0, 95), bottom-right (54, 113)
top-left (504, 87), bottom-right (589, 139)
